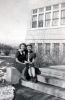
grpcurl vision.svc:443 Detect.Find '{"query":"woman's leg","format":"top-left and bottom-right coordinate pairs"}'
top-left (28, 67), bottom-right (38, 82)
top-left (28, 67), bottom-right (35, 77)
top-left (28, 67), bottom-right (32, 77)
top-left (31, 67), bottom-right (35, 77)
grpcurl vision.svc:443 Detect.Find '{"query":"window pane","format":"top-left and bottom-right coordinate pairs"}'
top-left (45, 20), bottom-right (51, 27)
top-left (63, 43), bottom-right (65, 56)
top-left (39, 7), bottom-right (44, 13)
top-left (31, 43), bottom-right (35, 51)
top-left (61, 10), bottom-right (65, 18)
top-left (32, 21), bottom-right (37, 28)
top-left (38, 20), bottom-right (43, 27)
top-left (38, 14), bottom-right (44, 20)
top-left (45, 43), bottom-right (50, 55)
top-left (32, 9), bottom-right (37, 14)
top-left (32, 15), bottom-right (37, 21)
top-left (53, 4), bottom-right (59, 10)
top-left (53, 43), bottom-right (59, 56)
top-left (52, 19), bottom-right (59, 26)
top-left (53, 11), bottom-right (59, 19)
top-left (46, 6), bottom-right (51, 11)
top-left (61, 18), bottom-right (65, 25)
top-left (38, 43), bottom-right (42, 55)
top-left (38, 14), bottom-right (43, 27)
top-left (45, 12), bottom-right (51, 20)
top-left (61, 3), bottom-right (65, 8)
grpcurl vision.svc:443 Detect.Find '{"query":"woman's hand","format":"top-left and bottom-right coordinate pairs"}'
top-left (24, 61), bottom-right (29, 64)
top-left (28, 61), bottom-right (33, 65)
top-left (25, 61), bottom-right (33, 65)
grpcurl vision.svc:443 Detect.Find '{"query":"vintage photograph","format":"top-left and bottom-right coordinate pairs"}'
top-left (0, 0), bottom-right (65, 100)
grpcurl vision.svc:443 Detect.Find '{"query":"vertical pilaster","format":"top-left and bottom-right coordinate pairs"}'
top-left (50, 6), bottom-right (53, 26)
top-left (59, 43), bottom-right (63, 56)
top-left (50, 43), bottom-right (54, 56)
top-left (35, 43), bottom-right (38, 53)
top-left (42, 43), bottom-right (45, 55)
top-left (59, 4), bottom-right (61, 26)
top-left (37, 9), bottom-right (39, 28)
top-left (44, 7), bottom-right (45, 27)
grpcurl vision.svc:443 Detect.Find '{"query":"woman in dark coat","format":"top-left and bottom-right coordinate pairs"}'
top-left (26, 44), bottom-right (41, 82)
top-left (15, 43), bottom-right (30, 80)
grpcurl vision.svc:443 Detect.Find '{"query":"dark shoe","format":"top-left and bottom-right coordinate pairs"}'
top-left (33, 77), bottom-right (38, 83)
top-left (30, 76), bottom-right (38, 83)
top-left (30, 76), bottom-right (33, 82)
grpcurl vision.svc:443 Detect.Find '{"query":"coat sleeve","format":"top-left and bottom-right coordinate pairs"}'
top-left (16, 50), bottom-right (20, 59)
top-left (33, 53), bottom-right (36, 59)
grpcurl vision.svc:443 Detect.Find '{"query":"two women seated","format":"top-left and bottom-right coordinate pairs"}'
top-left (16, 43), bottom-right (40, 83)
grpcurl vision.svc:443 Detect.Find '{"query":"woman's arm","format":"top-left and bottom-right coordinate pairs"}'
top-left (16, 58), bottom-right (25, 64)
top-left (16, 50), bottom-right (26, 64)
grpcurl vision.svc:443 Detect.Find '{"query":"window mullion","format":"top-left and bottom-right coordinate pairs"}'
top-left (44, 7), bottom-right (46, 27)
top-left (50, 6), bottom-right (53, 26)
top-left (59, 4), bottom-right (61, 26)
top-left (37, 10), bottom-right (39, 28)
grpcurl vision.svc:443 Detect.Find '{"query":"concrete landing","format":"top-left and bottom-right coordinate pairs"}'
top-left (40, 67), bottom-right (65, 80)
top-left (14, 86), bottom-right (65, 100)
top-left (49, 65), bottom-right (65, 70)
top-left (37, 75), bottom-right (65, 88)
top-left (21, 80), bottom-right (65, 99)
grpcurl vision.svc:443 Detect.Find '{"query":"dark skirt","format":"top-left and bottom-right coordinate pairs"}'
top-left (35, 67), bottom-right (41, 75)
top-left (14, 62), bottom-right (26, 73)
top-left (14, 61), bottom-right (31, 80)
top-left (14, 61), bottom-right (41, 80)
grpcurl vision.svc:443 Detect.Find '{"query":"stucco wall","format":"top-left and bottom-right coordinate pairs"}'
top-left (29, 0), bottom-right (65, 9)
top-left (26, 27), bottom-right (65, 41)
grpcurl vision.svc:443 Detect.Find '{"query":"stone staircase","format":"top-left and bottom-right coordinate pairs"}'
top-left (21, 65), bottom-right (65, 99)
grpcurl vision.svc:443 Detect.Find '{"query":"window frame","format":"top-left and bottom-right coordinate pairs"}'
top-left (31, 2), bottom-right (65, 28)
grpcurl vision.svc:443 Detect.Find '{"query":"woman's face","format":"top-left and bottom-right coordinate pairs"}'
top-left (27, 46), bottom-right (32, 52)
top-left (20, 45), bottom-right (26, 51)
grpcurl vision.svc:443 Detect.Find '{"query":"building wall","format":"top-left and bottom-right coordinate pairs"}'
top-left (30, 0), bottom-right (65, 9)
top-left (26, 0), bottom-right (65, 66)
top-left (26, 27), bottom-right (65, 40)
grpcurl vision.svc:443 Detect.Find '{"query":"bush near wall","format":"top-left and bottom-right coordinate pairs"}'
top-left (35, 52), bottom-right (65, 68)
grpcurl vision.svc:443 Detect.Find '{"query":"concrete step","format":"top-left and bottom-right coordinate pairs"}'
top-left (15, 86), bottom-right (65, 100)
top-left (37, 75), bottom-right (65, 88)
top-left (49, 65), bottom-right (65, 70)
top-left (40, 68), bottom-right (65, 80)
top-left (21, 80), bottom-right (65, 99)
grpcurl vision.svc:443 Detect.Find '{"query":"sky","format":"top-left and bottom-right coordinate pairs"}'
top-left (0, 0), bottom-right (31, 46)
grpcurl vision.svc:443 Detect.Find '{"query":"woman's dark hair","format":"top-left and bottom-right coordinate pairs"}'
top-left (27, 44), bottom-right (32, 48)
top-left (19, 43), bottom-right (27, 49)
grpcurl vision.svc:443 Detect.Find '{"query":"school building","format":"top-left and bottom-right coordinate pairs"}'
top-left (26, 0), bottom-right (65, 65)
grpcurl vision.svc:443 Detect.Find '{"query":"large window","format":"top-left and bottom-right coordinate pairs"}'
top-left (46, 6), bottom-right (51, 11)
top-left (61, 3), bottom-right (65, 9)
top-left (32, 2), bottom-right (65, 28)
top-left (32, 9), bottom-right (37, 14)
top-left (32, 15), bottom-right (37, 28)
top-left (31, 43), bottom-right (35, 51)
top-left (52, 11), bottom-right (59, 26)
top-left (61, 3), bottom-right (65, 25)
top-left (53, 11), bottom-right (59, 19)
top-left (38, 43), bottom-right (42, 55)
top-left (45, 43), bottom-right (50, 55)
top-left (38, 14), bottom-right (44, 27)
top-left (63, 43), bottom-right (65, 56)
top-left (61, 10), bottom-right (65, 25)
top-left (39, 7), bottom-right (44, 13)
top-left (53, 4), bottom-right (59, 10)
top-left (45, 12), bottom-right (51, 27)
top-left (53, 43), bottom-right (59, 57)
